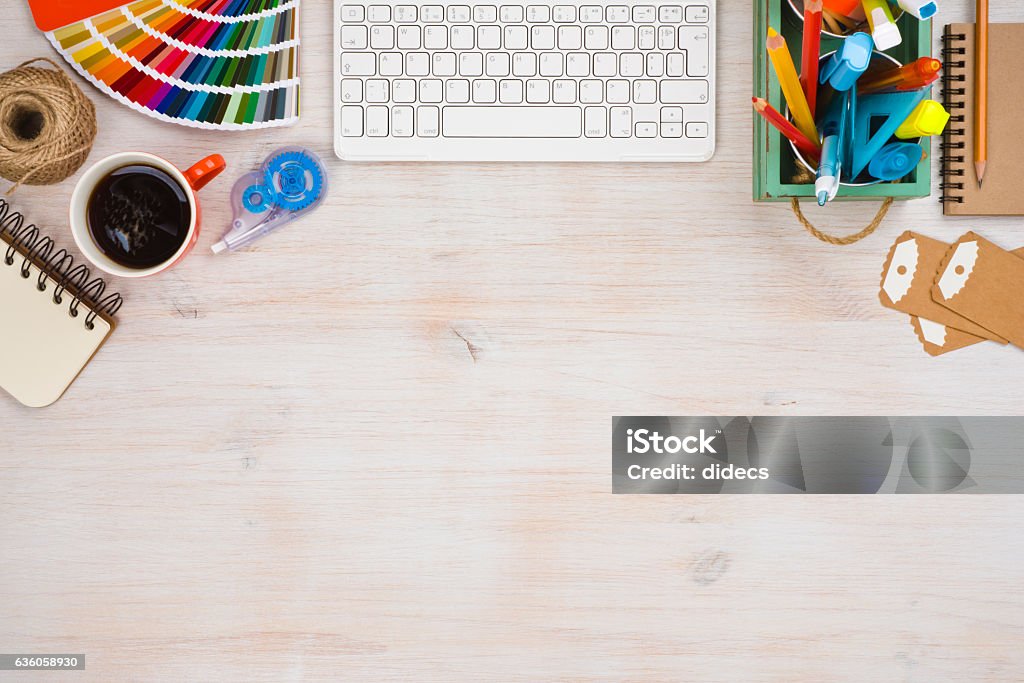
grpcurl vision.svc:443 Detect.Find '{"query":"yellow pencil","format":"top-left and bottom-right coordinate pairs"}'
top-left (767, 27), bottom-right (819, 143)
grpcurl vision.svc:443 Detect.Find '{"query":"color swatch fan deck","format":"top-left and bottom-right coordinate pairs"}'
top-left (46, 0), bottom-right (300, 129)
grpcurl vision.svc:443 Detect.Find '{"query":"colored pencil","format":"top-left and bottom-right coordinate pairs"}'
top-left (752, 97), bottom-right (821, 162)
top-left (975, 0), bottom-right (988, 187)
top-left (767, 27), bottom-right (819, 143)
top-left (801, 0), bottom-right (823, 118)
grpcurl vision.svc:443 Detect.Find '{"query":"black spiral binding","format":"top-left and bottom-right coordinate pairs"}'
top-left (939, 25), bottom-right (968, 204)
top-left (0, 198), bottom-right (123, 330)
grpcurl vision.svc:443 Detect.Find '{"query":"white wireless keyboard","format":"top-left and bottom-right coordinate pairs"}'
top-left (333, 0), bottom-right (715, 161)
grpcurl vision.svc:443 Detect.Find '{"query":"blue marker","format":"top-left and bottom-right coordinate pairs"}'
top-left (868, 142), bottom-right (923, 181)
top-left (816, 122), bottom-right (841, 206)
top-left (819, 32), bottom-right (874, 92)
top-left (897, 0), bottom-right (938, 20)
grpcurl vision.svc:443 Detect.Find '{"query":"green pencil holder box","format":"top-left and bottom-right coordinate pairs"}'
top-left (753, 0), bottom-right (933, 202)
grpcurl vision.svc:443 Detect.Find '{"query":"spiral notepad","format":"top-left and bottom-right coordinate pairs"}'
top-left (0, 200), bottom-right (123, 407)
top-left (941, 24), bottom-right (1024, 216)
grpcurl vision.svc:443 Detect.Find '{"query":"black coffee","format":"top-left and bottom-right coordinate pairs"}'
top-left (87, 164), bottom-right (190, 269)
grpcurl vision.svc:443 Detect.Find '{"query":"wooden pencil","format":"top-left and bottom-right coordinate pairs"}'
top-left (766, 28), bottom-right (819, 143)
top-left (975, 0), bottom-right (988, 187)
top-left (801, 0), bottom-right (824, 118)
top-left (752, 97), bottom-right (821, 162)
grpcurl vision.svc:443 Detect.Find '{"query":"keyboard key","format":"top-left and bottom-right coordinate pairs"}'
top-left (451, 25), bottom-right (475, 49)
top-left (632, 5), bottom-right (656, 21)
top-left (486, 52), bottom-right (511, 76)
top-left (397, 25), bottom-right (421, 49)
top-left (539, 52), bottom-right (563, 76)
top-left (659, 5), bottom-right (683, 22)
top-left (407, 52), bottom-right (430, 76)
top-left (686, 121), bottom-right (709, 138)
top-left (433, 52), bottom-right (457, 76)
top-left (685, 4), bottom-right (710, 22)
top-left (584, 106), bottom-right (606, 137)
top-left (678, 27), bottom-right (710, 76)
top-left (448, 5), bottom-right (471, 21)
top-left (646, 52), bottom-right (664, 76)
top-left (593, 53), bottom-right (616, 77)
top-left (473, 79), bottom-right (497, 102)
top-left (500, 5), bottom-right (524, 21)
top-left (341, 53), bottom-right (376, 76)
top-left (606, 5), bottom-right (629, 21)
top-left (558, 25), bottom-right (583, 49)
top-left (424, 25), bottom-right (448, 49)
top-left (341, 25), bottom-right (368, 49)
top-left (512, 52), bottom-right (537, 76)
top-left (660, 79), bottom-right (709, 103)
top-left (341, 78), bottom-right (363, 102)
top-left (474, 5), bottom-right (498, 22)
top-left (460, 52), bottom-right (484, 76)
top-left (523, 79), bottom-right (547, 103)
top-left (584, 26), bottom-right (608, 49)
top-left (633, 79), bottom-right (657, 103)
top-left (526, 5), bottom-right (549, 21)
top-left (393, 79), bottom-right (416, 103)
top-left (442, 106), bottom-right (581, 137)
top-left (579, 79), bottom-right (603, 103)
top-left (580, 5), bottom-right (602, 22)
top-left (367, 5), bottom-right (390, 21)
top-left (370, 25), bottom-right (395, 49)
top-left (421, 5), bottom-right (444, 21)
top-left (606, 79), bottom-right (629, 104)
top-left (504, 25), bottom-right (528, 49)
top-left (420, 79), bottom-right (443, 102)
top-left (478, 25), bottom-right (502, 49)
top-left (531, 25), bottom-right (555, 49)
top-left (638, 26), bottom-right (655, 50)
top-left (394, 5), bottom-right (417, 21)
top-left (418, 105), bottom-right (440, 136)
top-left (611, 26), bottom-right (635, 50)
top-left (379, 52), bottom-right (403, 76)
top-left (620, 52), bottom-right (643, 77)
top-left (636, 122), bottom-right (657, 137)
top-left (341, 105), bottom-right (363, 136)
top-left (365, 79), bottom-right (389, 102)
top-left (553, 5), bottom-right (576, 22)
top-left (392, 106), bottom-right (414, 136)
top-left (666, 52), bottom-right (684, 76)
top-left (658, 26), bottom-right (675, 49)
top-left (661, 122), bottom-right (682, 137)
top-left (660, 106), bottom-right (682, 122)
top-left (446, 79), bottom-right (471, 102)
top-left (341, 5), bottom-right (365, 22)
top-left (610, 107), bottom-right (632, 137)
top-left (366, 105), bottom-right (389, 136)
top-left (499, 79), bottom-right (524, 102)
top-left (552, 79), bottom-right (576, 103)
top-left (566, 52), bottom-right (589, 76)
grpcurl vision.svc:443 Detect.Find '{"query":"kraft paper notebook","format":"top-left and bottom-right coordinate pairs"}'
top-left (941, 24), bottom-right (1024, 216)
top-left (0, 200), bottom-right (122, 408)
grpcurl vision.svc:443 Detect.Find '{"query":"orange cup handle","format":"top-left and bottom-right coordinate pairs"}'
top-left (183, 154), bottom-right (226, 192)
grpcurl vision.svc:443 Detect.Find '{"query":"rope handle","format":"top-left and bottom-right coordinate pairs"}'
top-left (790, 197), bottom-right (894, 246)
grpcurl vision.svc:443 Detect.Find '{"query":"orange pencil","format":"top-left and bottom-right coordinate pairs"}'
top-left (752, 97), bottom-right (821, 162)
top-left (975, 0), bottom-right (988, 187)
top-left (801, 0), bottom-right (824, 118)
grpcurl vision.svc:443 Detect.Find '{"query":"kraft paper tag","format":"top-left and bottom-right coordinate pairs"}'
top-left (932, 233), bottom-right (1024, 349)
top-left (881, 231), bottom-right (1007, 343)
top-left (910, 316), bottom-right (988, 357)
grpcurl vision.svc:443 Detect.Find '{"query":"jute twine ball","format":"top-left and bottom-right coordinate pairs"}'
top-left (0, 57), bottom-right (97, 194)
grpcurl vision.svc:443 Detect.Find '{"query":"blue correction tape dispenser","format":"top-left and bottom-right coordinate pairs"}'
top-left (212, 146), bottom-right (327, 253)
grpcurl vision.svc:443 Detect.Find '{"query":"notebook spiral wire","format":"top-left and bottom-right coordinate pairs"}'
top-left (0, 198), bottom-right (122, 329)
top-left (939, 28), bottom-right (968, 204)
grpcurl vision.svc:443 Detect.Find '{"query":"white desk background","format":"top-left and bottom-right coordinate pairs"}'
top-left (2, 1), bottom-right (1022, 680)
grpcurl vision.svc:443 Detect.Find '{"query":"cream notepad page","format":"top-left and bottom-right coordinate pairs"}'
top-left (0, 249), bottom-right (113, 407)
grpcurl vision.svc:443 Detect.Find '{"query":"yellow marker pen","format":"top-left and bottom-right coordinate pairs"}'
top-left (896, 100), bottom-right (951, 139)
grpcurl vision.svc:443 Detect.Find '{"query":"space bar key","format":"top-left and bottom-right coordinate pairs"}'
top-left (442, 106), bottom-right (582, 138)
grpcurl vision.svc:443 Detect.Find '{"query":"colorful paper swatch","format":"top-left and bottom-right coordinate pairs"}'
top-left (45, 0), bottom-right (299, 130)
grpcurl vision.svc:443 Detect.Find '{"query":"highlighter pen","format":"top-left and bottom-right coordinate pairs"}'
top-left (862, 0), bottom-right (902, 50)
top-left (816, 121), bottom-right (842, 206)
top-left (896, 0), bottom-right (938, 20)
top-left (858, 57), bottom-right (942, 94)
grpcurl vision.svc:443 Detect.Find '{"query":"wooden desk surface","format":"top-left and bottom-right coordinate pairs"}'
top-left (2, 1), bottom-right (1023, 680)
